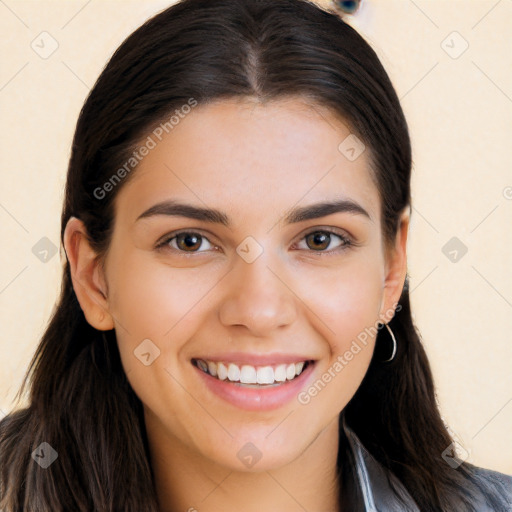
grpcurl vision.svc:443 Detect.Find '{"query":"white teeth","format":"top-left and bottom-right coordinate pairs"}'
top-left (257, 366), bottom-right (274, 384)
top-left (195, 359), bottom-right (309, 384)
top-left (274, 364), bottom-right (287, 382)
top-left (207, 361), bottom-right (217, 377)
top-left (217, 362), bottom-right (228, 381)
top-left (240, 365), bottom-right (257, 384)
top-left (227, 363), bottom-right (240, 382)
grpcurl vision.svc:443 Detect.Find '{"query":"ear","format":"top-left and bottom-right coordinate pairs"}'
top-left (63, 216), bottom-right (114, 331)
top-left (379, 209), bottom-right (409, 323)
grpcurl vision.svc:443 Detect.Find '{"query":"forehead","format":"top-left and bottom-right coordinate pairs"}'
top-left (114, 97), bottom-right (380, 226)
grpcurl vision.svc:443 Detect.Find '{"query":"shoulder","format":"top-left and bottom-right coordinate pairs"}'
top-left (463, 463), bottom-right (512, 511)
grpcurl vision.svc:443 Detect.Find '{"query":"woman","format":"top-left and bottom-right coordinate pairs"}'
top-left (1, 0), bottom-right (511, 510)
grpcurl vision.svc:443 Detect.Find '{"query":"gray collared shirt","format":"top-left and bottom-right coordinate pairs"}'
top-left (340, 419), bottom-right (512, 511)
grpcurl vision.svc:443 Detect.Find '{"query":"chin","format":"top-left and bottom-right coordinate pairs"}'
top-left (198, 428), bottom-right (308, 473)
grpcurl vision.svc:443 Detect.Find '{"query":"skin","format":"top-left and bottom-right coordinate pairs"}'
top-left (64, 96), bottom-right (409, 512)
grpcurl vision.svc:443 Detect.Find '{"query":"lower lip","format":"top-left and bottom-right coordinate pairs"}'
top-left (193, 361), bottom-right (316, 411)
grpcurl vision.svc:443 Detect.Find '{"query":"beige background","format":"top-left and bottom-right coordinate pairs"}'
top-left (0, 0), bottom-right (511, 473)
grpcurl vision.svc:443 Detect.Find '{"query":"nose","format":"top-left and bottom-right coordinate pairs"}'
top-left (218, 255), bottom-right (297, 337)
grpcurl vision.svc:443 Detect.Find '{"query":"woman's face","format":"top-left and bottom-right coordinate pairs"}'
top-left (90, 97), bottom-right (406, 471)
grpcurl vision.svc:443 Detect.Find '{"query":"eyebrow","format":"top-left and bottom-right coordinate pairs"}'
top-left (135, 198), bottom-right (371, 226)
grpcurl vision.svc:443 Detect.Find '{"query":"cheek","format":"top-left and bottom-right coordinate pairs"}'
top-left (105, 250), bottom-right (227, 388)
top-left (104, 251), bottom-right (221, 436)
top-left (291, 257), bottom-right (384, 412)
top-left (293, 257), bottom-right (384, 353)
top-left (107, 250), bottom-right (222, 339)
top-left (295, 263), bottom-right (383, 413)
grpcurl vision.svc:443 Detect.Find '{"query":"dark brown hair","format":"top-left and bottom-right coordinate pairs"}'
top-left (1, 0), bottom-right (508, 510)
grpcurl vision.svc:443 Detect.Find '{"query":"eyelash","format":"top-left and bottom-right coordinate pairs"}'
top-left (155, 228), bottom-right (355, 256)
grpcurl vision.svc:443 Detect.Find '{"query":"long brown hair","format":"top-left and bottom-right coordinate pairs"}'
top-left (1, 0), bottom-right (508, 510)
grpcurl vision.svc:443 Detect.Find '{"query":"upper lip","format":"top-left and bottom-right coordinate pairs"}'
top-left (192, 352), bottom-right (315, 366)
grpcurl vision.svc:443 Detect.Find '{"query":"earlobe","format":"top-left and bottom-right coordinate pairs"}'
top-left (63, 216), bottom-right (115, 331)
top-left (380, 210), bottom-right (409, 322)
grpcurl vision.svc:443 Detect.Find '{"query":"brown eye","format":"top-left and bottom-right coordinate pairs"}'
top-left (157, 231), bottom-right (215, 253)
top-left (295, 229), bottom-right (352, 254)
top-left (305, 231), bottom-right (331, 251)
top-left (176, 232), bottom-right (203, 251)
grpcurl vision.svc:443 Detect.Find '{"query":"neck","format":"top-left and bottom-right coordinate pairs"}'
top-left (146, 412), bottom-right (341, 512)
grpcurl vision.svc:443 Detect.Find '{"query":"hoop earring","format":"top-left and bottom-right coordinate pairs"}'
top-left (381, 323), bottom-right (397, 362)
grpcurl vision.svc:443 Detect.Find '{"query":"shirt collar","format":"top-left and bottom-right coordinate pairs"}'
top-left (340, 415), bottom-right (421, 511)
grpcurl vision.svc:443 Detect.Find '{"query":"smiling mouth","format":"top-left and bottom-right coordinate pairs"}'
top-left (192, 358), bottom-right (313, 387)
